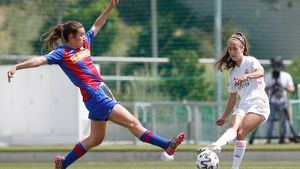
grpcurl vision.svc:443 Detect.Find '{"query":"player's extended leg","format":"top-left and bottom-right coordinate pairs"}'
top-left (201, 115), bottom-right (243, 153)
top-left (232, 113), bottom-right (265, 169)
top-left (55, 120), bottom-right (107, 169)
top-left (108, 104), bottom-right (184, 155)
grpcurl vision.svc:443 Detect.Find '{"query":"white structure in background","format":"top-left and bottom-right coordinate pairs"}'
top-left (0, 65), bottom-right (90, 146)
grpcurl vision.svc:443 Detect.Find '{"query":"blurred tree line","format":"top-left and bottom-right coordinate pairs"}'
top-left (4, 0), bottom-right (298, 102)
top-left (286, 56), bottom-right (300, 99)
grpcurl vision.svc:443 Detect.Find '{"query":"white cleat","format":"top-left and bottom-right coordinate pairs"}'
top-left (200, 144), bottom-right (221, 153)
top-left (160, 151), bottom-right (175, 161)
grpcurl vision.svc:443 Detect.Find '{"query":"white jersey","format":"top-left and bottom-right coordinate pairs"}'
top-left (265, 71), bottom-right (294, 104)
top-left (228, 56), bottom-right (270, 120)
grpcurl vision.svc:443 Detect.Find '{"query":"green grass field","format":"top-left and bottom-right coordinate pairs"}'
top-left (0, 144), bottom-right (300, 169)
top-left (1, 161), bottom-right (300, 169)
top-left (1, 143), bottom-right (299, 152)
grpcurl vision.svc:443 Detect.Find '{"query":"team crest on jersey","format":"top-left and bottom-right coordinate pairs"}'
top-left (245, 69), bottom-right (249, 75)
top-left (70, 49), bottom-right (91, 63)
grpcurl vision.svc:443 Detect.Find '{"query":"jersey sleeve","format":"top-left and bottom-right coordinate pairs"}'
top-left (85, 29), bottom-right (95, 45)
top-left (250, 57), bottom-right (263, 71)
top-left (286, 73), bottom-right (294, 88)
top-left (45, 49), bottom-right (63, 65)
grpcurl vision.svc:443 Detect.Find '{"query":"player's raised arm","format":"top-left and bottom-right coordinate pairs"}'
top-left (7, 56), bottom-right (48, 83)
top-left (91, 0), bottom-right (119, 36)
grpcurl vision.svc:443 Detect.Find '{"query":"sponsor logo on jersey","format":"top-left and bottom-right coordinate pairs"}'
top-left (70, 49), bottom-right (91, 63)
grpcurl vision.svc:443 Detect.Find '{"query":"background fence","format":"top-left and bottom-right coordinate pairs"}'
top-left (1, 0), bottom-right (300, 101)
top-left (1, 0), bottom-right (300, 58)
top-left (1, 63), bottom-right (300, 146)
top-left (1, 0), bottom-right (300, 145)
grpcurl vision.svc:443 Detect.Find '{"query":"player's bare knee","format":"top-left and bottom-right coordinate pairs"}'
top-left (128, 119), bottom-right (141, 130)
top-left (236, 129), bottom-right (246, 139)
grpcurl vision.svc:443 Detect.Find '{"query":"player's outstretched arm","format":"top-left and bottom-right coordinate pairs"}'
top-left (91, 0), bottom-right (119, 36)
top-left (215, 93), bottom-right (237, 126)
top-left (7, 56), bottom-right (48, 83)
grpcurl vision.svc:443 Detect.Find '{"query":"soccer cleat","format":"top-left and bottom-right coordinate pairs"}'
top-left (165, 132), bottom-right (185, 156)
top-left (54, 155), bottom-right (65, 169)
top-left (200, 144), bottom-right (221, 153)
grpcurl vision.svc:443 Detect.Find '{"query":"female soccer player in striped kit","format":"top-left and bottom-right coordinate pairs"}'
top-left (201, 32), bottom-right (270, 169)
top-left (7, 0), bottom-right (184, 168)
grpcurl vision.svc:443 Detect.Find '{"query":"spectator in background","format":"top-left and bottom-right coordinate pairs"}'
top-left (265, 56), bottom-right (295, 144)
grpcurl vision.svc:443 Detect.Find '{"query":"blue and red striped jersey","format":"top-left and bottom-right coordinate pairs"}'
top-left (46, 29), bottom-right (103, 101)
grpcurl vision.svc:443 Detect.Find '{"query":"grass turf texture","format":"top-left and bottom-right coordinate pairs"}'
top-left (0, 143), bottom-right (300, 152)
top-left (0, 161), bottom-right (300, 169)
top-left (0, 144), bottom-right (299, 169)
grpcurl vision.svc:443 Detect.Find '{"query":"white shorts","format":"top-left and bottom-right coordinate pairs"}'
top-left (232, 99), bottom-right (270, 123)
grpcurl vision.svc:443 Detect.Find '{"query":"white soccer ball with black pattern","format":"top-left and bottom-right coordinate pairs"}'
top-left (196, 149), bottom-right (219, 169)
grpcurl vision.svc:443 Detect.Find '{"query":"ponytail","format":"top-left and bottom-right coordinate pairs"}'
top-left (215, 52), bottom-right (235, 71)
top-left (41, 24), bottom-right (64, 53)
top-left (40, 21), bottom-right (84, 54)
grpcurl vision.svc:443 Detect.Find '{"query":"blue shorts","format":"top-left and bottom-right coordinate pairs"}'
top-left (84, 85), bottom-right (117, 121)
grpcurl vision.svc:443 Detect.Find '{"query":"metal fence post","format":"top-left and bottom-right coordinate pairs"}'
top-left (194, 105), bottom-right (200, 144)
top-left (152, 106), bottom-right (157, 133)
top-left (133, 103), bottom-right (139, 145)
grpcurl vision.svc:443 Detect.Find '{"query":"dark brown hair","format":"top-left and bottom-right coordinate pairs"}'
top-left (215, 32), bottom-right (249, 71)
top-left (41, 21), bottom-right (84, 53)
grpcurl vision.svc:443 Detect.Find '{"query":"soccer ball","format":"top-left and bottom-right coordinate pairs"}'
top-left (196, 150), bottom-right (219, 169)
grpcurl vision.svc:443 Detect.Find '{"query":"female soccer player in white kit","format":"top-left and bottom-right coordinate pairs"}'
top-left (202, 32), bottom-right (270, 169)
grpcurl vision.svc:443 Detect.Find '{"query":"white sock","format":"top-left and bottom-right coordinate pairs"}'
top-left (232, 140), bottom-right (247, 169)
top-left (213, 128), bottom-right (237, 147)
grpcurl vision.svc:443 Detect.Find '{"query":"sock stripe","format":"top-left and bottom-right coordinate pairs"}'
top-left (233, 140), bottom-right (247, 168)
top-left (144, 131), bottom-right (153, 143)
top-left (78, 142), bottom-right (87, 153)
top-left (139, 130), bottom-right (170, 150)
top-left (235, 140), bottom-right (247, 148)
top-left (74, 144), bottom-right (84, 158)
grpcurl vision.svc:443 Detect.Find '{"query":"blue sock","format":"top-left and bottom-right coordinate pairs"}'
top-left (62, 142), bottom-right (87, 168)
top-left (140, 130), bottom-right (171, 149)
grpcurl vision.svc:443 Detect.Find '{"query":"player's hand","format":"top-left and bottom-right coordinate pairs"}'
top-left (234, 74), bottom-right (248, 86)
top-left (110, 0), bottom-right (119, 7)
top-left (215, 116), bottom-right (226, 126)
top-left (7, 66), bottom-right (17, 83)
